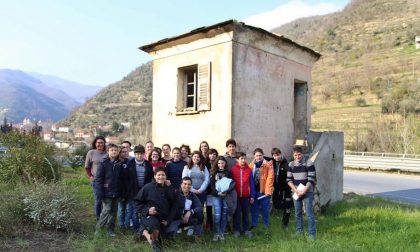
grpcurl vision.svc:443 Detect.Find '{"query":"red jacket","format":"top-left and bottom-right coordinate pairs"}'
top-left (230, 163), bottom-right (256, 198)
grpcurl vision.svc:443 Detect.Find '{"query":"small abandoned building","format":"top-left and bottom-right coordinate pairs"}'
top-left (139, 20), bottom-right (343, 207)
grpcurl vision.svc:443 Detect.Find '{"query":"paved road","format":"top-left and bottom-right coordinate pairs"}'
top-left (344, 170), bottom-right (420, 205)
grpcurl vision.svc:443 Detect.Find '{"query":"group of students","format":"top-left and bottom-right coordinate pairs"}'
top-left (85, 137), bottom-right (316, 252)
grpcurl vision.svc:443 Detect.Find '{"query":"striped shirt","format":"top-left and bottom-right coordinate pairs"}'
top-left (135, 160), bottom-right (146, 188)
top-left (286, 159), bottom-right (316, 192)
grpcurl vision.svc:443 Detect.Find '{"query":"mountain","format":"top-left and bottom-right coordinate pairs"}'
top-left (272, 0), bottom-right (420, 153)
top-left (62, 62), bottom-right (153, 144)
top-left (28, 72), bottom-right (101, 103)
top-left (64, 0), bottom-right (419, 152)
top-left (0, 82), bottom-right (68, 122)
top-left (0, 69), bottom-right (101, 122)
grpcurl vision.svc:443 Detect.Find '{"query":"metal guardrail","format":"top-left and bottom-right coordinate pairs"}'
top-left (344, 151), bottom-right (420, 172)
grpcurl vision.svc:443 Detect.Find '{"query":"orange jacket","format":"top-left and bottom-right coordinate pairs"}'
top-left (249, 159), bottom-right (274, 195)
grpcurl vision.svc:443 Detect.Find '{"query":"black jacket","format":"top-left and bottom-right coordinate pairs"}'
top-left (95, 157), bottom-right (124, 199)
top-left (134, 181), bottom-right (177, 223)
top-left (173, 191), bottom-right (203, 220)
top-left (123, 158), bottom-right (153, 200)
top-left (272, 156), bottom-right (292, 208)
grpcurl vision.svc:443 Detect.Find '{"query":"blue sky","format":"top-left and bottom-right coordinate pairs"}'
top-left (0, 0), bottom-right (349, 86)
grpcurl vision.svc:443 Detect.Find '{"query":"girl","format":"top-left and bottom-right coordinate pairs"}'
top-left (210, 156), bottom-right (234, 241)
top-left (182, 151), bottom-right (209, 205)
top-left (166, 147), bottom-right (187, 191)
top-left (161, 144), bottom-right (172, 164)
top-left (205, 148), bottom-right (219, 231)
top-left (148, 148), bottom-right (165, 172)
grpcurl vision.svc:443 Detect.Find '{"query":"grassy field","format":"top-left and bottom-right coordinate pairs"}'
top-left (2, 168), bottom-right (420, 252)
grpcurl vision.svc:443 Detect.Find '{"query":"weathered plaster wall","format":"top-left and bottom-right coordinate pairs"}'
top-left (231, 30), bottom-right (316, 157)
top-left (150, 33), bottom-right (233, 152)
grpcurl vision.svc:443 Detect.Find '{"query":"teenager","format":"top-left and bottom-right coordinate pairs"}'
top-left (209, 156), bottom-right (235, 241)
top-left (124, 145), bottom-right (154, 232)
top-left (161, 144), bottom-right (172, 164)
top-left (182, 151), bottom-right (210, 206)
top-left (271, 147), bottom-right (292, 229)
top-left (149, 148), bottom-right (165, 172)
top-left (165, 177), bottom-right (204, 241)
top-left (166, 147), bottom-right (187, 191)
top-left (95, 144), bottom-right (124, 237)
top-left (287, 146), bottom-right (317, 240)
top-left (85, 136), bottom-right (107, 220)
top-left (134, 167), bottom-right (177, 252)
top-left (230, 152), bottom-right (254, 238)
top-left (223, 139), bottom-right (237, 172)
top-left (250, 148), bottom-right (274, 229)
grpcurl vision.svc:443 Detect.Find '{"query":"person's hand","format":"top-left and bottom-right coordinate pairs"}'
top-left (148, 207), bottom-right (158, 215)
top-left (296, 188), bottom-right (307, 197)
top-left (161, 220), bottom-right (168, 226)
top-left (89, 176), bottom-right (94, 182)
top-left (196, 190), bottom-right (202, 195)
top-left (165, 180), bottom-right (171, 186)
top-left (218, 192), bottom-right (226, 197)
top-left (250, 198), bottom-right (254, 204)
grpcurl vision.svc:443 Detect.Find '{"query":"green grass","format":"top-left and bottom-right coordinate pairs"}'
top-left (2, 168), bottom-right (420, 251)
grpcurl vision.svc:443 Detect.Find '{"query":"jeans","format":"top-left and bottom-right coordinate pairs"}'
top-left (213, 197), bottom-right (228, 235)
top-left (118, 199), bottom-right (139, 231)
top-left (233, 197), bottom-right (250, 232)
top-left (251, 192), bottom-right (271, 227)
top-left (91, 181), bottom-right (102, 220)
top-left (293, 192), bottom-right (316, 237)
top-left (96, 197), bottom-right (119, 231)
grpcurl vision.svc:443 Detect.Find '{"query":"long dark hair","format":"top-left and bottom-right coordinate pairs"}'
top-left (187, 151), bottom-right (205, 171)
top-left (198, 141), bottom-right (210, 159)
top-left (91, 136), bottom-right (106, 149)
top-left (210, 156), bottom-right (227, 176)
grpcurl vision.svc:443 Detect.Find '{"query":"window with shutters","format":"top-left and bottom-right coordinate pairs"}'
top-left (176, 62), bottom-right (211, 114)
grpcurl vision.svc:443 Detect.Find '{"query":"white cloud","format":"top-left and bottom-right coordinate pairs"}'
top-left (243, 0), bottom-right (344, 31)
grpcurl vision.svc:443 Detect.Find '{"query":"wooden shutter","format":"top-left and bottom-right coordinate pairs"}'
top-left (197, 62), bottom-right (211, 111)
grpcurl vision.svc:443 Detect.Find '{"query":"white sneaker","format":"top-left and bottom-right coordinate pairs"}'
top-left (176, 228), bottom-right (182, 234)
top-left (212, 234), bottom-right (219, 241)
top-left (187, 228), bottom-right (194, 236)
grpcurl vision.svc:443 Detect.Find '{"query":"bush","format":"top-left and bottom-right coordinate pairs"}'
top-left (22, 183), bottom-right (79, 231)
top-left (0, 185), bottom-right (27, 236)
top-left (0, 131), bottom-right (62, 184)
top-left (355, 97), bottom-right (367, 107)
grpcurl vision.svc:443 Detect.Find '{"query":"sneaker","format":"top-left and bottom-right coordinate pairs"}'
top-left (308, 235), bottom-right (316, 241)
top-left (212, 234), bottom-right (219, 241)
top-left (107, 230), bottom-right (116, 237)
top-left (176, 228), bottom-right (182, 234)
top-left (94, 229), bottom-right (101, 237)
top-left (151, 240), bottom-right (162, 252)
top-left (293, 231), bottom-right (304, 238)
top-left (194, 235), bottom-right (203, 242)
top-left (244, 230), bottom-right (253, 238)
top-left (233, 231), bottom-right (240, 237)
top-left (187, 228), bottom-right (194, 236)
top-left (250, 225), bottom-right (256, 230)
top-left (219, 234), bottom-right (225, 241)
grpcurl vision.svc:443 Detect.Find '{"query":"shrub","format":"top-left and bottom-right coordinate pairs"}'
top-left (0, 131), bottom-right (62, 184)
top-left (22, 183), bottom-right (79, 231)
top-left (0, 185), bottom-right (27, 236)
top-left (355, 97), bottom-right (367, 107)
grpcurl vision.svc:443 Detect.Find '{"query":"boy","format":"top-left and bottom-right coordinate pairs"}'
top-left (223, 138), bottom-right (237, 172)
top-left (230, 152), bottom-right (255, 238)
top-left (271, 147), bottom-right (292, 229)
top-left (95, 143), bottom-right (124, 237)
top-left (287, 146), bottom-right (316, 240)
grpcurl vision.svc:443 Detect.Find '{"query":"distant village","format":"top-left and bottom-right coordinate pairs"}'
top-left (1, 117), bottom-right (127, 152)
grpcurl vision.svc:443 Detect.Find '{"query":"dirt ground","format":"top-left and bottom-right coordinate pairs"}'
top-left (0, 230), bottom-right (72, 252)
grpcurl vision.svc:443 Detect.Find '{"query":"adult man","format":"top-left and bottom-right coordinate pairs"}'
top-left (165, 176), bottom-right (204, 241)
top-left (85, 136), bottom-right (107, 220)
top-left (122, 140), bottom-right (134, 159)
